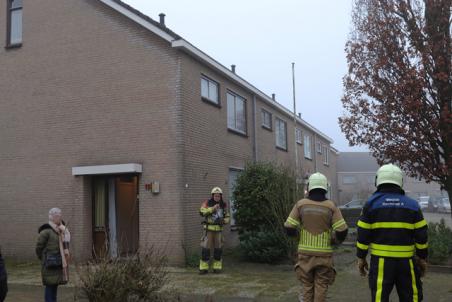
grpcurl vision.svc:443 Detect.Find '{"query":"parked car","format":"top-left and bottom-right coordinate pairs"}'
top-left (339, 199), bottom-right (366, 209)
top-left (418, 196), bottom-right (429, 210)
top-left (339, 200), bottom-right (366, 228)
top-left (438, 198), bottom-right (451, 213)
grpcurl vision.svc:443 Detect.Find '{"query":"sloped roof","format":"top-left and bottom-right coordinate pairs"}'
top-left (98, 0), bottom-right (334, 143)
top-left (337, 152), bottom-right (379, 172)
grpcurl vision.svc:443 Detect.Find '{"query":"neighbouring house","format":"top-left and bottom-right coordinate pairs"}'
top-left (337, 152), bottom-right (443, 205)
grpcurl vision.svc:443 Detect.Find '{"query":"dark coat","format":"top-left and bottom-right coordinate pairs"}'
top-left (36, 224), bottom-right (66, 286)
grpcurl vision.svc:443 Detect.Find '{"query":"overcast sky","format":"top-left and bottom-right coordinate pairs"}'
top-left (124, 0), bottom-right (367, 151)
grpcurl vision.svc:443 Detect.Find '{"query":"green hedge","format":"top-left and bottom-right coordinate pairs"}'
top-left (428, 219), bottom-right (452, 265)
top-left (233, 162), bottom-right (303, 263)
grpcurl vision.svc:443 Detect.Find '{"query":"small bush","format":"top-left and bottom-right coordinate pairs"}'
top-left (239, 229), bottom-right (288, 263)
top-left (76, 247), bottom-right (170, 302)
top-left (233, 162), bottom-right (304, 263)
top-left (181, 243), bottom-right (199, 268)
top-left (428, 219), bottom-right (452, 265)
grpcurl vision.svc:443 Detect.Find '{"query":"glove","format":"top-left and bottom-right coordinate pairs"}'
top-left (357, 258), bottom-right (368, 277)
top-left (416, 258), bottom-right (427, 277)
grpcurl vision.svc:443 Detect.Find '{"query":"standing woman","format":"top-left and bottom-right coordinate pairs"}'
top-left (36, 208), bottom-right (71, 302)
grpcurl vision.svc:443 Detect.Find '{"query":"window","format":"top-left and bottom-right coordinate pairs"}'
top-left (201, 76), bottom-right (219, 104)
top-left (227, 91), bottom-right (246, 134)
top-left (296, 128), bottom-right (302, 144)
top-left (343, 175), bottom-right (357, 184)
top-left (275, 118), bottom-right (287, 150)
top-left (322, 145), bottom-right (329, 165)
top-left (7, 0), bottom-right (22, 47)
top-left (261, 109), bottom-right (272, 130)
top-left (317, 142), bottom-right (323, 154)
top-left (228, 168), bottom-right (242, 227)
top-left (304, 135), bottom-right (312, 159)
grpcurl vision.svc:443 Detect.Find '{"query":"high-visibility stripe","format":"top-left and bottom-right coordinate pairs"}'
top-left (286, 217), bottom-right (300, 227)
top-left (205, 224), bottom-right (222, 231)
top-left (298, 246), bottom-right (333, 253)
top-left (199, 260), bottom-right (209, 270)
top-left (200, 207), bottom-right (213, 215)
top-left (371, 243), bottom-right (414, 252)
top-left (370, 243), bottom-right (415, 258)
top-left (298, 229), bottom-right (332, 252)
top-left (376, 258), bottom-right (384, 302)
top-left (357, 220), bottom-right (372, 229)
top-left (358, 221), bottom-right (419, 230)
top-left (332, 219), bottom-right (346, 230)
top-left (409, 259), bottom-right (419, 302)
top-left (356, 241), bottom-right (369, 250)
top-left (415, 242), bottom-right (428, 249)
top-left (414, 219), bottom-right (427, 229)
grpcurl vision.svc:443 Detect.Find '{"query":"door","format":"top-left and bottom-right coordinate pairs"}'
top-left (93, 177), bottom-right (108, 258)
top-left (115, 175), bottom-right (139, 255)
top-left (92, 175), bottom-right (139, 258)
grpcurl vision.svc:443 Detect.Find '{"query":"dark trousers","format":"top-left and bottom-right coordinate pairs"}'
top-left (0, 278), bottom-right (7, 302)
top-left (369, 256), bottom-right (423, 302)
top-left (45, 285), bottom-right (58, 302)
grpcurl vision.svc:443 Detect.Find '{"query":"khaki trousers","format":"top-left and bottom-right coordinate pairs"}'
top-left (295, 253), bottom-right (336, 302)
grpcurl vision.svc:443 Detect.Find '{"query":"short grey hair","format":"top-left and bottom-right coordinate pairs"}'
top-left (48, 207), bottom-right (62, 220)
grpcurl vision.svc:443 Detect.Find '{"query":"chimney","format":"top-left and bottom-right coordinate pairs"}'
top-left (298, 113), bottom-right (301, 118)
top-left (272, 93), bottom-right (276, 101)
top-left (231, 65), bottom-right (236, 73)
top-left (159, 13), bottom-right (166, 27)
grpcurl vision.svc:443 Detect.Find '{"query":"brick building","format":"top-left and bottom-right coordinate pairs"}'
top-left (0, 0), bottom-right (337, 263)
top-left (337, 152), bottom-right (443, 205)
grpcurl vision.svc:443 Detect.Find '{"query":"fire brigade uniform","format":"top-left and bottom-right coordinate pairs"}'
top-left (357, 164), bottom-right (428, 302)
top-left (285, 173), bottom-right (348, 302)
top-left (199, 187), bottom-right (230, 274)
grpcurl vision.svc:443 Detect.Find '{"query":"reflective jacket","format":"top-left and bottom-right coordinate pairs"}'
top-left (285, 198), bottom-right (348, 255)
top-left (200, 198), bottom-right (230, 231)
top-left (356, 190), bottom-right (428, 259)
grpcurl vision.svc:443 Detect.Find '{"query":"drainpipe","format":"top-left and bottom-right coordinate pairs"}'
top-left (314, 133), bottom-right (318, 171)
top-left (252, 94), bottom-right (257, 162)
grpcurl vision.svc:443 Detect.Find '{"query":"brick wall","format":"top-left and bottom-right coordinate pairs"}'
top-left (0, 0), bottom-right (185, 262)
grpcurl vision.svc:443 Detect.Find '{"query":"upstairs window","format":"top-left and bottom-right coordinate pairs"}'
top-left (261, 109), bottom-right (272, 130)
top-left (227, 91), bottom-right (246, 134)
top-left (275, 118), bottom-right (287, 150)
top-left (322, 145), bottom-right (329, 165)
top-left (304, 134), bottom-right (312, 159)
top-left (201, 75), bottom-right (219, 105)
top-left (7, 0), bottom-right (23, 47)
top-left (317, 142), bottom-right (323, 154)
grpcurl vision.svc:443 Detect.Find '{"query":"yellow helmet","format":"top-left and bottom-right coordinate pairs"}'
top-left (308, 172), bottom-right (328, 192)
top-left (211, 187), bottom-right (223, 194)
top-left (376, 164), bottom-right (403, 188)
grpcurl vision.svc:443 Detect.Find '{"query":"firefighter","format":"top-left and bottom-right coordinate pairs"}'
top-left (356, 164), bottom-right (428, 302)
top-left (285, 172), bottom-right (348, 302)
top-left (199, 187), bottom-right (230, 274)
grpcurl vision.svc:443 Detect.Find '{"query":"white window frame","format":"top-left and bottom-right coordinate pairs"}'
top-left (304, 135), bottom-right (312, 159)
top-left (296, 128), bottom-right (302, 144)
top-left (275, 117), bottom-right (287, 150)
top-left (261, 109), bottom-right (272, 130)
top-left (7, 0), bottom-right (23, 47)
top-left (317, 142), bottom-right (323, 154)
top-left (227, 91), bottom-right (247, 134)
top-left (322, 145), bottom-right (329, 165)
top-left (201, 75), bottom-right (219, 105)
